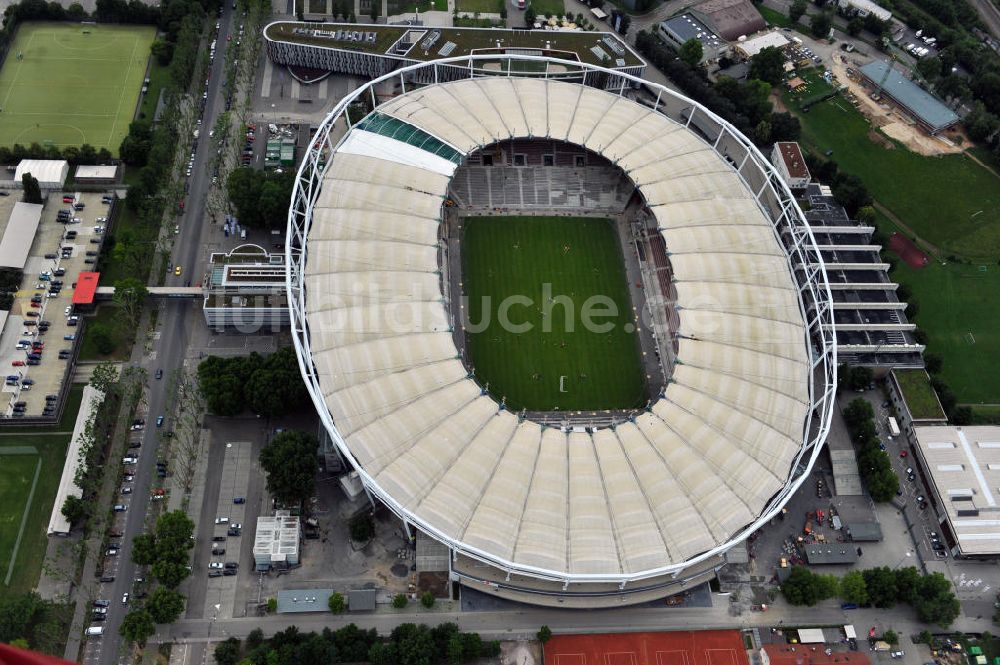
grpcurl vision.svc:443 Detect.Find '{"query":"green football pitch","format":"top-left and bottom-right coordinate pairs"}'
top-left (0, 22), bottom-right (155, 152)
top-left (461, 216), bottom-right (647, 412)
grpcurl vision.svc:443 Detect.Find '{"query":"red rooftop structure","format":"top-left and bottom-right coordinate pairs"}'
top-left (72, 271), bottom-right (100, 306)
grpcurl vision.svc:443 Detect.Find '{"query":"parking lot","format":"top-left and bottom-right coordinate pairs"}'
top-left (0, 191), bottom-right (110, 417)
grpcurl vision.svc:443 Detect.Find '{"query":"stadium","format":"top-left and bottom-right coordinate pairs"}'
top-left (287, 56), bottom-right (837, 606)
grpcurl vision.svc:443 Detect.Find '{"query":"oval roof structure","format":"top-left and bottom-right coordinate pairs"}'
top-left (293, 72), bottom-right (825, 581)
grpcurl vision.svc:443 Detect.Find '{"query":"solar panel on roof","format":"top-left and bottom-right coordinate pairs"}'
top-left (439, 41), bottom-right (457, 56)
top-left (616, 58), bottom-right (626, 67)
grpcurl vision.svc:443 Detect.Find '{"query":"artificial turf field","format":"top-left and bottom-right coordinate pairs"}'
top-left (461, 216), bottom-right (646, 412)
top-left (0, 22), bottom-right (155, 151)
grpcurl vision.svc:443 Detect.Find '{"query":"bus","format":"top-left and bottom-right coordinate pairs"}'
top-left (887, 416), bottom-right (900, 438)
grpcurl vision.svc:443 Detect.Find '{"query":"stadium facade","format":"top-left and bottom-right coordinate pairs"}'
top-left (287, 55), bottom-right (836, 606)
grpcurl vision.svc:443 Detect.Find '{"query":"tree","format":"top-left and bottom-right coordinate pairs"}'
top-left (882, 630), bottom-right (898, 645)
top-left (61, 495), bottom-right (87, 526)
top-left (537, 625), bottom-right (553, 643)
top-left (862, 567), bottom-right (898, 608)
top-left (259, 431), bottom-right (318, 506)
top-left (154, 510), bottom-right (195, 564)
top-left (369, 0), bottom-right (378, 19)
top-left (88, 322), bottom-right (117, 355)
top-left (847, 366), bottom-right (873, 391)
top-left (350, 513), bottom-right (375, 543)
top-left (679, 38), bottom-right (703, 66)
top-left (857, 206), bottom-right (877, 226)
top-left (832, 173), bottom-right (871, 215)
top-left (420, 592), bottom-right (435, 609)
top-left (392, 594), bottom-right (408, 609)
top-left (113, 277), bottom-right (150, 328)
top-left (146, 587), bottom-right (185, 624)
top-left (119, 121), bottom-right (152, 166)
top-left (842, 398), bottom-right (874, 431)
top-left (246, 628), bottom-right (264, 650)
top-left (810, 11), bottom-right (832, 38)
top-left (840, 570), bottom-right (868, 605)
top-left (789, 0), bottom-right (807, 22)
top-left (120, 609), bottom-right (155, 644)
top-left (131, 533), bottom-right (158, 566)
top-left (266, 597), bottom-right (277, 613)
top-left (749, 46), bottom-right (786, 85)
top-left (916, 55), bottom-right (942, 82)
top-left (894, 566), bottom-right (920, 605)
top-left (781, 566), bottom-right (838, 605)
top-left (769, 112), bottom-right (801, 142)
top-left (328, 592), bottom-right (346, 614)
top-left (21, 174), bottom-right (41, 204)
top-left (151, 560), bottom-right (189, 589)
top-left (913, 572), bottom-right (960, 626)
top-left (524, 5), bottom-right (535, 26)
top-left (924, 353), bottom-right (943, 374)
top-left (0, 593), bottom-right (41, 643)
top-left (847, 17), bottom-right (863, 35)
top-left (89, 361), bottom-right (121, 396)
top-left (214, 638), bottom-right (242, 665)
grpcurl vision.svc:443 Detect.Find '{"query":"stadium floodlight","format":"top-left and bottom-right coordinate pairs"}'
top-left (286, 54), bottom-right (836, 594)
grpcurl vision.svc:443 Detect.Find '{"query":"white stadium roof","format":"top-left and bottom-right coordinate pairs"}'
top-left (291, 61), bottom-right (832, 583)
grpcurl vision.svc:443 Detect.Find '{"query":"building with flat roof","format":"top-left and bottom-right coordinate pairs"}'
top-left (657, 14), bottom-right (727, 63)
top-left (203, 243), bottom-right (288, 331)
top-left (276, 588), bottom-right (332, 613)
top-left (762, 644), bottom-right (871, 665)
top-left (72, 272), bottom-right (101, 307)
top-left (803, 543), bottom-right (859, 565)
top-left (48, 386), bottom-right (104, 536)
top-left (74, 165), bottom-right (119, 183)
top-left (860, 61), bottom-right (959, 134)
top-left (690, 0), bottom-right (766, 41)
top-left (837, 0), bottom-right (891, 21)
top-left (734, 30), bottom-right (790, 59)
top-left (253, 512), bottom-right (300, 569)
top-left (887, 368), bottom-right (947, 439)
top-left (265, 22), bottom-right (646, 88)
top-left (911, 425), bottom-right (1000, 557)
top-left (14, 160), bottom-right (68, 188)
top-left (0, 202), bottom-right (42, 270)
top-left (771, 141), bottom-right (810, 189)
top-left (845, 522), bottom-right (882, 541)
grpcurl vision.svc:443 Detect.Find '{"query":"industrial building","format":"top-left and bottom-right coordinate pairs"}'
top-left (860, 61), bottom-right (959, 134)
top-left (47, 386), bottom-right (104, 536)
top-left (0, 202), bottom-right (43, 270)
top-left (74, 165), bottom-right (119, 184)
top-left (837, 0), bottom-right (891, 21)
top-left (910, 425), bottom-right (1000, 558)
top-left (886, 368), bottom-right (947, 437)
top-left (253, 512), bottom-right (300, 569)
top-left (202, 243), bottom-right (288, 330)
top-left (733, 30), bottom-right (790, 60)
top-left (689, 0), bottom-right (766, 41)
top-left (656, 14), bottom-right (728, 64)
top-left (801, 184), bottom-right (924, 369)
top-left (288, 56), bottom-right (836, 606)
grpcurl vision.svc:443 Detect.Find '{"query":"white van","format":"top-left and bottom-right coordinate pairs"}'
top-left (86, 626), bottom-right (104, 636)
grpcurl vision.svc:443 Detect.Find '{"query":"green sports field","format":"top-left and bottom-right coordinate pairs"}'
top-left (461, 216), bottom-right (646, 412)
top-left (0, 22), bottom-right (155, 152)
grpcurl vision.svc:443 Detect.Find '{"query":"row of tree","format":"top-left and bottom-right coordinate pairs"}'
top-left (842, 397), bottom-right (900, 501)
top-left (197, 347), bottom-right (309, 417)
top-left (213, 623), bottom-right (500, 665)
top-left (634, 31), bottom-right (801, 148)
top-left (120, 510), bottom-right (195, 643)
top-left (259, 430), bottom-right (318, 507)
top-left (0, 592), bottom-right (72, 655)
top-left (0, 143), bottom-right (114, 166)
top-left (225, 167), bottom-right (296, 230)
top-left (781, 565), bottom-right (960, 626)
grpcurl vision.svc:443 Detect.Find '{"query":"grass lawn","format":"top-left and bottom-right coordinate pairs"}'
top-left (0, 434), bottom-right (73, 594)
top-left (96, 202), bottom-right (157, 284)
top-left (892, 368), bottom-right (944, 419)
top-left (387, 0), bottom-right (439, 13)
top-left (0, 22), bottom-right (155, 152)
top-left (759, 5), bottom-right (792, 27)
top-left (79, 304), bottom-right (132, 361)
top-left (891, 260), bottom-right (1000, 405)
top-left (786, 85), bottom-right (1000, 259)
top-left (456, 0), bottom-right (503, 13)
top-left (136, 57), bottom-right (169, 125)
top-left (461, 216), bottom-right (646, 411)
top-left (529, 0), bottom-right (566, 17)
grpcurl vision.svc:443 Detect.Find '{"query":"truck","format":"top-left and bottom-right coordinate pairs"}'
top-left (887, 416), bottom-right (900, 438)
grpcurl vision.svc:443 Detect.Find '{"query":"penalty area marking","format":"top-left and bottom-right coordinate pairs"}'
top-left (4, 455), bottom-right (42, 585)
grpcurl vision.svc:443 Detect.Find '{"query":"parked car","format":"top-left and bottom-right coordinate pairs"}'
top-left (113, 504), bottom-right (127, 512)
top-left (208, 562), bottom-right (224, 569)
top-left (215, 517), bottom-right (229, 524)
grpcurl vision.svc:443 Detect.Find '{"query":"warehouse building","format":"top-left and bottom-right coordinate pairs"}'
top-left (690, 0), bottom-right (766, 41)
top-left (910, 425), bottom-right (1000, 558)
top-left (14, 160), bottom-right (68, 189)
top-left (0, 202), bottom-right (43, 270)
top-left (657, 14), bottom-right (728, 64)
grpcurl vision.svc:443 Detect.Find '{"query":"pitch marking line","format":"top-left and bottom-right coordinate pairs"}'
top-left (107, 35), bottom-right (138, 148)
top-left (3, 455), bottom-right (42, 585)
top-left (554, 654), bottom-right (586, 665)
top-left (0, 31), bottom-right (37, 111)
top-left (604, 652), bottom-right (638, 665)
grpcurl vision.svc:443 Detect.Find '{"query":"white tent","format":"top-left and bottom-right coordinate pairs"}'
top-left (14, 159), bottom-right (68, 188)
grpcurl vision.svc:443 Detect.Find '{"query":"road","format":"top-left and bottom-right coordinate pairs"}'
top-left (971, 0), bottom-right (1000, 41)
top-left (92, 4), bottom-right (240, 663)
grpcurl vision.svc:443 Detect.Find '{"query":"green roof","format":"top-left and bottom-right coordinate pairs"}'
top-left (264, 21), bottom-right (644, 68)
top-left (893, 369), bottom-right (945, 420)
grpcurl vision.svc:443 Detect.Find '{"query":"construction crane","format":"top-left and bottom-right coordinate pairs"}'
top-left (870, 52), bottom-right (898, 101)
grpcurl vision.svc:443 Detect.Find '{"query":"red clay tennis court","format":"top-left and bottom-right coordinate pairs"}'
top-left (544, 630), bottom-right (749, 665)
top-left (888, 233), bottom-right (930, 269)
